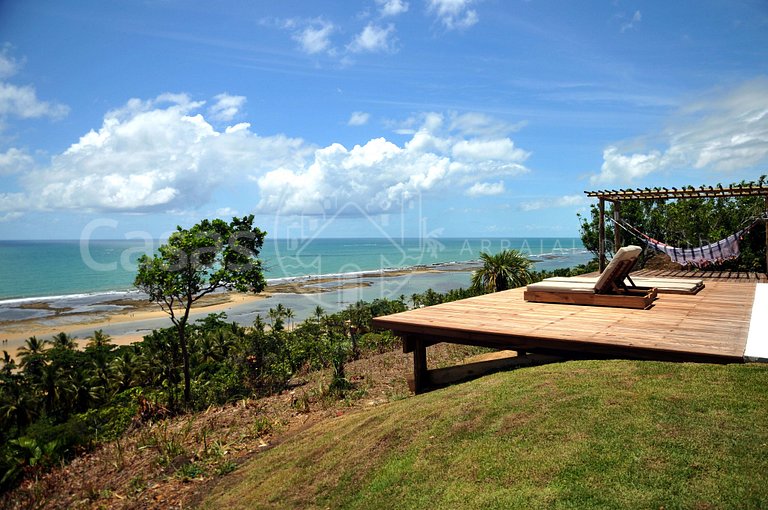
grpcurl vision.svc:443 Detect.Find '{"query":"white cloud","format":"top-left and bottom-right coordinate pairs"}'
top-left (521, 194), bottom-right (589, 211)
top-left (0, 48), bottom-right (69, 122)
top-left (427, 0), bottom-right (478, 30)
top-left (592, 78), bottom-right (768, 184)
top-left (0, 81), bottom-right (69, 120)
top-left (348, 111), bottom-right (371, 126)
top-left (292, 19), bottom-right (336, 55)
top-left (0, 45), bottom-right (22, 79)
top-left (1, 94), bottom-right (310, 213)
top-left (348, 23), bottom-right (397, 53)
top-left (377, 0), bottom-right (409, 16)
top-left (0, 147), bottom-right (34, 175)
top-left (466, 181), bottom-right (505, 197)
top-left (215, 207), bottom-right (238, 218)
top-left (0, 96), bottom-right (532, 219)
top-left (257, 112), bottom-right (530, 215)
top-left (207, 93), bottom-right (246, 122)
top-left (0, 211), bottom-right (22, 222)
top-left (621, 10), bottom-right (642, 33)
top-left (449, 112), bottom-right (525, 137)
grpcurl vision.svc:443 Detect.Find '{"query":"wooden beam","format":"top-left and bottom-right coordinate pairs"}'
top-left (765, 195), bottom-right (768, 273)
top-left (584, 185), bottom-right (768, 201)
top-left (412, 337), bottom-right (428, 394)
top-left (598, 198), bottom-right (606, 272)
top-left (613, 200), bottom-right (622, 251)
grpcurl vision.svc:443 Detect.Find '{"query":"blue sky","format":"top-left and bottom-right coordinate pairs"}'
top-left (0, 0), bottom-right (766, 240)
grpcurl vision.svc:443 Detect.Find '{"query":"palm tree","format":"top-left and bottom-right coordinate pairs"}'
top-left (17, 336), bottom-right (48, 361)
top-left (50, 332), bottom-right (77, 350)
top-left (17, 336), bottom-right (48, 381)
top-left (0, 377), bottom-right (39, 434)
top-left (111, 349), bottom-right (143, 392)
top-left (86, 329), bottom-right (112, 349)
top-left (471, 249), bottom-right (534, 293)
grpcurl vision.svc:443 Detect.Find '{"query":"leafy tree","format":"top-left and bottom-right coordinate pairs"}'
top-left (471, 249), bottom-right (534, 293)
top-left (578, 177), bottom-right (767, 271)
top-left (134, 215), bottom-right (266, 406)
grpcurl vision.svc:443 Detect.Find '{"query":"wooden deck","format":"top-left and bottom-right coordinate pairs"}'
top-left (372, 271), bottom-right (764, 393)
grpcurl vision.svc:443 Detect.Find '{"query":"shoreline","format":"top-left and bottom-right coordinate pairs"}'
top-left (0, 251), bottom-right (593, 358)
top-left (0, 266), bottom-right (458, 358)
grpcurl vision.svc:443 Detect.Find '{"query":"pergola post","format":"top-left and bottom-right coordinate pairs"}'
top-left (598, 198), bottom-right (606, 272)
top-left (613, 200), bottom-right (622, 251)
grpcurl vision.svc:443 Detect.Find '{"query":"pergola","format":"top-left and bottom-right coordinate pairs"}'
top-left (584, 184), bottom-right (768, 272)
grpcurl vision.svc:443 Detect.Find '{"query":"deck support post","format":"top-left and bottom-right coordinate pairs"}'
top-left (412, 338), bottom-right (428, 394)
top-left (613, 200), bottom-right (622, 252)
top-left (598, 198), bottom-right (606, 272)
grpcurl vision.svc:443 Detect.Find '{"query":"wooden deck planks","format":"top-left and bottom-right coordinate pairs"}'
top-left (373, 279), bottom-right (757, 365)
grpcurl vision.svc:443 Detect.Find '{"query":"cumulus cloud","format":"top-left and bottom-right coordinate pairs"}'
top-left (427, 0), bottom-right (478, 30)
top-left (292, 19), bottom-right (336, 55)
top-left (0, 47), bottom-right (69, 122)
top-left (0, 96), bottom-right (532, 219)
top-left (0, 94), bottom-right (310, 213)
top-left (348, 23), bottom-right (397, 53)
top-left (348, 111), bottom-right (370, 126)
top-left (0, 81), bottom-right (69, 120)
top-left (466, 181), bottom-right (505, 197)
top-left (520, 194), bottom-right (589, 211)
top-left (207, 93), bottom-right (246, 122)
top-left (377, 0), bottom-right (409, 16)
top-left (592, 78), bottom-right (768, 184)
top-left (257, 112), bottom-right (530, 215)
top-left (0, 147), bottom-right (34, 175)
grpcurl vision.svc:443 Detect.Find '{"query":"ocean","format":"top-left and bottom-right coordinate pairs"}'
top-left (0, 237), bottom-right (591, 326)
top-left (0, 237), bottom-right (588, 301)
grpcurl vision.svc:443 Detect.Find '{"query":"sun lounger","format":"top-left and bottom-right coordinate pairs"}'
top-left (524, 245), bottom-right (657, 309)
top-left (541, 275), bottom-right (704, 295)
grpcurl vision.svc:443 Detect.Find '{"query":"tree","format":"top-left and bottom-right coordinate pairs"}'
top-left (86, 329), bottom-right (112, 350)
top-left (470, 249), bottom-right (534, 293)
top-left (578, 177), bottom-right (767, 271)
top-left (134, 215), bottom-right (266, 406)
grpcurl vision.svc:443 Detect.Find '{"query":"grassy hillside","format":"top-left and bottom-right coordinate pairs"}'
top-left (201, 360), bottom-right (768, 510)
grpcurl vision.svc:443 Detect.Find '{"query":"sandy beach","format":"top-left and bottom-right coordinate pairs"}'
top-left (0, 267), bottom-right (452, 358)
top-left (0, 292), bottom-right (266, 353)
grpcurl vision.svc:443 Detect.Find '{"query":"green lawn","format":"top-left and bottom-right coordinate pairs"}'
top-left (201, 360), bottom-right (768, 510)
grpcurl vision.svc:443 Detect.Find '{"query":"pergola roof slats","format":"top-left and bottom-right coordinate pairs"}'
top-left (585, 185), bottom-right (768, 201)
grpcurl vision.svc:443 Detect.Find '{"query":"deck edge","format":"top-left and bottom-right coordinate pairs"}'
top-left (744, 283), bottom-right (768, 363)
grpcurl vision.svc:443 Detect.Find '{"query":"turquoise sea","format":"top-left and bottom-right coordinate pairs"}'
top-left (0, 237), bottom-right (588, 301)
top-left (0, 238), bottom-right (590, 328)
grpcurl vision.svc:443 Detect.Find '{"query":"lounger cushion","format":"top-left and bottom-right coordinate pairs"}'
top-left (543, 276), bottom-right (704, 294)
top-left (593, 245), bottom-right (642, 293)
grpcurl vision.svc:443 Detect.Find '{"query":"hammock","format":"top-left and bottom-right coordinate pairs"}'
top-left (612, 215), bottom-right (766, 268)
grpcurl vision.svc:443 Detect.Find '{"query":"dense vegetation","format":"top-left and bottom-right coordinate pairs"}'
top-left (0, 253), bottom-right (596, 495)
top-left (0, 296), bottom-right (406, 492)
top-left (578, 176), bottom-right (767, 271)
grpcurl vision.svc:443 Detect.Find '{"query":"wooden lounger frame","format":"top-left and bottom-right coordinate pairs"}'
top-left (523, 286), bottom-right (658, 309)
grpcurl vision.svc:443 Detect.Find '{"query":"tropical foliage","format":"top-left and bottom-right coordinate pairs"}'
top-left (0, 295), bottom-right (411, 493)
top-left (135, 215), bottom-right (267, 406)
top-left (470, 249), bottom-right (535, 292)
top-left (578, 176), bottom-right (767, 271)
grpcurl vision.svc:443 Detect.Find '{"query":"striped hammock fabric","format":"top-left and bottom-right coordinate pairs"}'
top-left (613, 215), bottom-right (766, 268)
